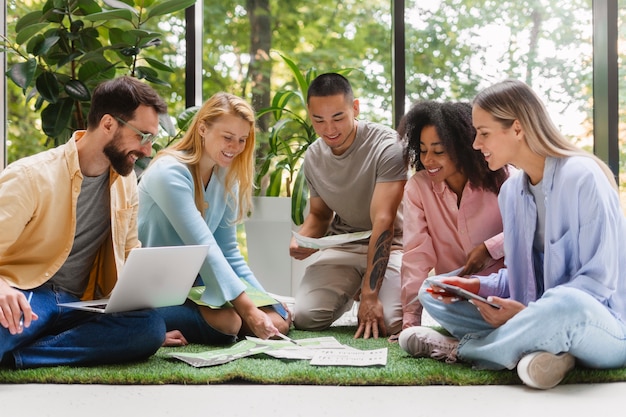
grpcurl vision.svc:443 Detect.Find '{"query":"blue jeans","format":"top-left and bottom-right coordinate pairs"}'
top-left (420, 284), bottom-right (626, 370)
top-left (156, 299), bottom-right (236, 345)
top-left (0, 284), bottom-right (166, 369)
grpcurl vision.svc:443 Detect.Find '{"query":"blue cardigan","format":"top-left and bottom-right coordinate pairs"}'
top-left (477, 156), bottom-right (626, 321)
top-left (137, 155), bottom-right (264, 307)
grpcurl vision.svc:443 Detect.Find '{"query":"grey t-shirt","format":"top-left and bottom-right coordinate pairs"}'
top-left (50, 172), bottom-right (111, 296)
top-left (303, 120), bottom-right (407, 243)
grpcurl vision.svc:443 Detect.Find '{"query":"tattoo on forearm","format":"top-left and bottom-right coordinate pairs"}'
top-left (369, 230), bottom-right (392, 291)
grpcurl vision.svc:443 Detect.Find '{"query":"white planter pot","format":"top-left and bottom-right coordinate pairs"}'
top-left (245, 196), bottom-right (317, 297)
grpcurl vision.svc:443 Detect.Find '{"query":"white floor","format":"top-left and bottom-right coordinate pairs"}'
top-left (1, 383), bottom-right (625, 416)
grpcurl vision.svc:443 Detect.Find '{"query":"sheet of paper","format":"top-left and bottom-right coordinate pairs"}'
top-left (292, 230), bottom-right (372, 249)
top-left (168, 339), bottom-right (271, 368)
top-left (309, 348), bottom-right (388, 367)
top-left (169, 336), bottom-right (387, 368)
top-left (245, 336), bottom-right (352, 360)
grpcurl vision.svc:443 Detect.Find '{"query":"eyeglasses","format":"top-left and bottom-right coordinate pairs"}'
top-left (114, 116), bottom-right (156, 145)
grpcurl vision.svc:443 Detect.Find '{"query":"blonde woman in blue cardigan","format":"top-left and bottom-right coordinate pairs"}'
top-left (138, 93), bottom-right (290, 347)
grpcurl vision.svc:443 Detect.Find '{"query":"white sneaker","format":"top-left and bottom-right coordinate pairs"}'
top-left (517, 351), bottom-right (575, 390)
top-left (399, 327), bottom-right (459, 363)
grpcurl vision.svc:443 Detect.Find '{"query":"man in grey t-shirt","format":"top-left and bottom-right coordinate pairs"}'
top-left (290, 73), bottom-right (407, 339)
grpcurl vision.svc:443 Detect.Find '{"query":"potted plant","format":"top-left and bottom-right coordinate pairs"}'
top-left (0, 0), bottom-right (195, 146)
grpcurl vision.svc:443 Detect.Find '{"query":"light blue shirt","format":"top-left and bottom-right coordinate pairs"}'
top-left (138, 155), bottom-right (263, 307)
top-left (477, 156), bottom-right (626, 321)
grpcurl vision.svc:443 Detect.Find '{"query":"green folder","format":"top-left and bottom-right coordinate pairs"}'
top-left (187, 279), bottom-right (279, 309)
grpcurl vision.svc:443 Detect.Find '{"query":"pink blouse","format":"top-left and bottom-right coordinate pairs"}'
top-left (401, 170), bottom-right (506, 327)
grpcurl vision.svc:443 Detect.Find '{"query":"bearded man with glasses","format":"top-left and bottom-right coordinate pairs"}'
top-left (0, 76), bottom-right (169, 369)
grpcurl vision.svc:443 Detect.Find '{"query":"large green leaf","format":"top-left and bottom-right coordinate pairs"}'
top-left (15, 11), bottom-right (44, 33)
top-left (6, 59), bottom-right (38, 90)
top-left (266, 168), bottom-right (284, 197)
top-left (15, 23), bottom-right (50, 45)
top-left (42, 1), bottom-right (65, 24)
top-left (147, 0), bottom-right (197, 19)
top-left (141, 74), bottom-right (171, 87)
top-left (291, 167), bottom-right (309, 225)
top-left (65, 79), bottom-right (91, 101)
top-left (32, 35), bottom-right (60, 57)
top-left (75, 0), bottom-right (102, 15)
top-left (35, 71), bottom-right (61, 103)
top-left (125, 30), bottom-right (161, 41)
top-left (159, 113), bottom-right (177, 137)
top-left (83, 9), bottom-right (135, 22)
top-left (102, 0), bottom-right (138, 14)
top-left (143, 57), bottom-right (174, 73)
top-left (277, 52), bottom-right (309, 100)
top-left (41, 98), bottom-right (75, 138)
top-left (271, 91), bottom-right (301, 120)
top-left (77, 58), bottom-right (116, 81)
top-left (176, 106), bottom-right (200, 130)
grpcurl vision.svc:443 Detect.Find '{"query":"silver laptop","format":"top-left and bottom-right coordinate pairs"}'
top-left (58, 244), bottom-right (209, 313)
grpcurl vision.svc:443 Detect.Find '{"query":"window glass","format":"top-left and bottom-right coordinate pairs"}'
top-left (404, 0), bottom-right (593, 145)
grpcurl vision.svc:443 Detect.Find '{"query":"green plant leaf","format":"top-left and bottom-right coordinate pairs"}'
top-left (267, 168), bottom-right (284, 196)
top-left (135, 65), bottom-right (158, 78)
top-left (271, 91), bottom-right (301, 120)
top-left (143, 57), bottom-right (174, 73)
top-left (41, 1), bottom-right (64, 24)
top-left (76, 0), bottom-right (102, 15)
top-left (176, 106), bottom-right (200, 130)
top-left (57, 51), bottom-right (84, 68)
top-left (15, 11), bottom-right (44, 33)
top-left (291, 167), bottom-right (309, 225)
top-left (147, 0), bottom-right (197, 19)
top-left (77, 58), bottom-right (116, 81)
top-left (35, 71), bottom-right (61, 103)
top-left (140, 38), bottom-right (163, 48)
top-left (83, 9), bottom-right (135, 22)
top-left (159, 113), bottom-right (177, 137)
top-left (102, 0), bottom-right (138, 14)
top-left (6, 59), bottom-right (38, 91)
top-left (41, 98), bottom-right (75, 137)
top-left (32, 35), bottom-right (60, 56)
top-left (65, 79), bottom-right (91, 101)
top-left (120, 46), bottom-right (140, 56)
top-left (15, 23), bottom-right (50, 45)
top-left (277, 52), bottom-right (309, 101)
top-left (141, 74), bottom-right (171, 87)
top-left (140, 0), bottom-right (158, 7)
top-left (126, 29), bottom-right (161, 40)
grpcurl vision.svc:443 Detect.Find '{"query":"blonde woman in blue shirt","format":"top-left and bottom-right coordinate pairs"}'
top-left (138, 93), bottom-right (290, 346)
top-left (399, 79), bottom-right (626, 390)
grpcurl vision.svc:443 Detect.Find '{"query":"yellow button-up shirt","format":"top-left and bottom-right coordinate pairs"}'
top-left (0, 131), bottom-right (140, 299)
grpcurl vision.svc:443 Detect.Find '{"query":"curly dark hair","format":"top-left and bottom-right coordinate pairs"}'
top-left (397, 100), bottom-right (508, 194)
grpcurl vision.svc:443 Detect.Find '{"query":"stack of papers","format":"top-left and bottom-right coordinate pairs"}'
top-left (168, 336), bottom-right (387, 368)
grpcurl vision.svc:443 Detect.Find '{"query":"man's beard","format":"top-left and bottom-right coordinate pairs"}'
top-left (103, 131), bottom-right (140, 176)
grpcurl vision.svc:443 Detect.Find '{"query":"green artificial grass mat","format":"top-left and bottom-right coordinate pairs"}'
top-left (1, 326), bottom-right (625, 386)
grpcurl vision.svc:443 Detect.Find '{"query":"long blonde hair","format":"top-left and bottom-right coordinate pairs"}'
top-left (154, 92), bottom-right (256, 222)
top-left (473, 79), bottom-right (617, 189)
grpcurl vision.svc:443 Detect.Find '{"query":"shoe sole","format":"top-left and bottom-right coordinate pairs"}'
top-left (517, 352), bottom-right (575, 390)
